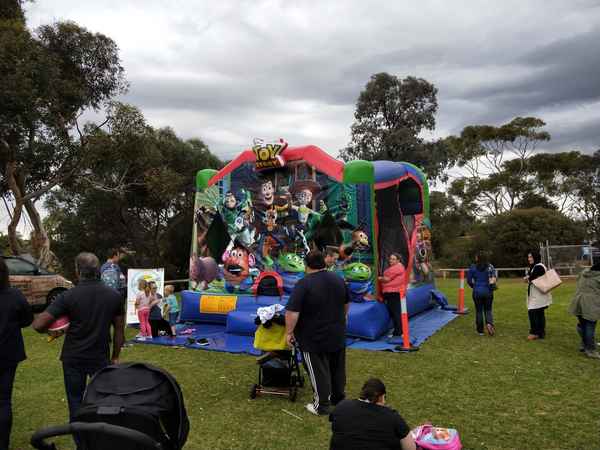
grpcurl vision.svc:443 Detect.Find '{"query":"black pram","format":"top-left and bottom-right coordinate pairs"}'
top-left (31, 362), bottom-right (189, 450)
top-left (250, 314), bottom-right (304, 402)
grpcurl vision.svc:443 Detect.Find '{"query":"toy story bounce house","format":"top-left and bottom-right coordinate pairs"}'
top-left (180, 140), bottom-right (444, 351)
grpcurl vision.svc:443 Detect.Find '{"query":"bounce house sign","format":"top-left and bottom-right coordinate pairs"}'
top-left (252, 139), bottom-right (288, 170)
top-left (183, 142), bottom-right (437, 343)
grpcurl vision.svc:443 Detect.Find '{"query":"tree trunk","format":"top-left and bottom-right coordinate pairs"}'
top-left (23, 198), bottom-right (53, 268)
top-left (5, 161), bottom-right (23, 255)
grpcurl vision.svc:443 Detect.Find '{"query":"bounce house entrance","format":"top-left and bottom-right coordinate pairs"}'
top-left (375, 185), bottom-right (409, 270)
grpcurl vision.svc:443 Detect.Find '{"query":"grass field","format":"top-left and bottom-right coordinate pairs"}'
top-left (10, 279), bottom-right (599, 450)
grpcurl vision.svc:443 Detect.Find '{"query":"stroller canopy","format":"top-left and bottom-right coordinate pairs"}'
top-left (79, 362), bottom-right (189, 449)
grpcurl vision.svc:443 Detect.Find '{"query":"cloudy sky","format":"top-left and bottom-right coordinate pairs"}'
top-left (25, 0), bottom-right (600, 160)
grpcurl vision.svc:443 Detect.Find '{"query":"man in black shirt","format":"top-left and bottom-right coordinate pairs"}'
top-left (329, 378), bottom-right (416, 450)
top-left (33, 252), bottom-right (125, 422)
top-left (285, 250), bottom-right (349, 416)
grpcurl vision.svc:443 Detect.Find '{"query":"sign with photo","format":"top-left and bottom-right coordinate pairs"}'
top-left (126, 268), bottom-right (164, 324)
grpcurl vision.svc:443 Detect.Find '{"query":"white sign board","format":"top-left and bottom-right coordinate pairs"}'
top-left (126, 268), bottom-right (165, 325)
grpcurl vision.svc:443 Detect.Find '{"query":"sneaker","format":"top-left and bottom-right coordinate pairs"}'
top-left (527, 334), bottom-right (539, 341)
top-left (486, 323), bottom-right (495, 336)
top-left (584, 350), bottom-right (600, 359)
top-left (478, 332), bottom-right (485, 336)
top-left (305, 403), bottom-right (328, 416)
top-left (305, 403), bottom-right (319, 416)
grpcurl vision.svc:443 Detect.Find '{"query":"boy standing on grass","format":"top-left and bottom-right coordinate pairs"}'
top-left (163, 285), bottom-right (180, 336)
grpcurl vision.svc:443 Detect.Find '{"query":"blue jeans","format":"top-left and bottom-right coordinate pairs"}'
top-left (0, 365), bottom-right (17, 450)
top-left (62, 360), bottom-right (108, 422)
top-left (577, 316), bottom-right (597, 351)
top-left (473, 294), bottom-right (494, 334)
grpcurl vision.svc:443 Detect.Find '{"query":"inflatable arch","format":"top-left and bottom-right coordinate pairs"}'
top-left (182, 142), bottom-right (437, 341)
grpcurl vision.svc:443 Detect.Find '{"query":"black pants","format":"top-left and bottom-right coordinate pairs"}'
top-left (302, 348), bottom-right (346, 414)
top-left (63, 360), bottom-right (109, 422)
top-left (0, 365), bottom-right (17, 450)
top-left (150, 319), bottom-right (174, 337)
top-left (528, 307), bottom-right (547, 338)
top-left (383, 292), bottom-right (402, 336)
top-left (473, 294), bottom-right (494, 333)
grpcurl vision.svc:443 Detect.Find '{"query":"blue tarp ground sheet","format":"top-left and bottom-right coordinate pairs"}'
top-left (129, 307), bottom-right (459, 355)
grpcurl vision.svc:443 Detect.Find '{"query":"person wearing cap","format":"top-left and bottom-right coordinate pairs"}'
top-left (286, 250), bottom-right (350, 416)
top-left (568, 244), bottom-right (600, 359)
top-left (329, 378), bottom-right (416, 450)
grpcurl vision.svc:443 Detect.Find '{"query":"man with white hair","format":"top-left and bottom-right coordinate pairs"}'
top-left (33, 252), bottom-right (125, 422)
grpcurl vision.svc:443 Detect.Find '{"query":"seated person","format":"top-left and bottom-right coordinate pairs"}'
top-left (329, 378), bottom-right (416, 450)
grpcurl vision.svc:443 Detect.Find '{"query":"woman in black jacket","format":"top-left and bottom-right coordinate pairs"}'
top-left (0, 258), bottom-right (33, 450)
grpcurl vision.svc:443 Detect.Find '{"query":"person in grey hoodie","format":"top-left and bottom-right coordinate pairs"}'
top-left (568, 244), bottom-right (600, 359)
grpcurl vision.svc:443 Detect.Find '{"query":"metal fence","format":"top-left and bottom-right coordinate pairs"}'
top-left (540, 242), bottom-right (594, 277)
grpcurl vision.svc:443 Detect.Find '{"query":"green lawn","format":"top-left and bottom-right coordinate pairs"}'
top-left (10, 279), bottom-right (599, 450)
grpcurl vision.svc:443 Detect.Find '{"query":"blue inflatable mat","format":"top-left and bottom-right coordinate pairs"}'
top-left (347, 307), bottom-right (459, 351)
top-left (131, 323), bottom-right (261, 356)
top-left (131, 306), bottom-right (458, 354)
top-left (225, 310), bottom-right (258, 336)
top-left (346, 301), bottom-right (391, 340)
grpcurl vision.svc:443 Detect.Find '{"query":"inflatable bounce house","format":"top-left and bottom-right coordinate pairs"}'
top-left (176, 140), bottom-right (449, 353)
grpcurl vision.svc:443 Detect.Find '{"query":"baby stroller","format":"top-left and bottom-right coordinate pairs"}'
top-left (250, 313), bottom-right (304, 402)
top-left (31, 362), bottom-right (189, 450)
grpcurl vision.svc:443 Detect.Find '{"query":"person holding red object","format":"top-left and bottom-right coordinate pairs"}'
top-left (32, 252), bottom-right (124, 424)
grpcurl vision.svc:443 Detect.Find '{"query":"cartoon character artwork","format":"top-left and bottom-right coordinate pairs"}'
top-left (218, 189), bottom-right (255, 244)
top-left (343, 262), bottom-right (374, 302)
top-left (290, 180), bottom-right (326, 227)
top-left (221, 191), bottom-right (239, 232)
top-left (413, 223), bottom-right (434, 284)
top-left (257, 177), bottom-right (275, 208)
top-left (189, 255), bottom-right (218, 290)
top-left (222, 242), bottom-right (256, 293)
top-left (339, 228), bottom-right (370, 260)
top-left (275, 252), bottom-right (306, 294)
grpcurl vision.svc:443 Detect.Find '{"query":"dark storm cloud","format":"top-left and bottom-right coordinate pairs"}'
top-left (465, 29), bottom-right (600, 112)
top-left (25, 0), bottom-right (600, 158)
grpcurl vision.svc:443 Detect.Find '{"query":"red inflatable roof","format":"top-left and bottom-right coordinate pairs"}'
top-left (208, 145), bottom-right (344, 185)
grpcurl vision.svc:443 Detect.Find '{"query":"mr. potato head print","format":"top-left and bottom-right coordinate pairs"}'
top-left (222, 242), bottom-right (255, 285)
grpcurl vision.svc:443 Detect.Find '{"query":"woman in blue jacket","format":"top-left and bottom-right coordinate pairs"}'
top-left (467, 252), bottom-right (496, 336)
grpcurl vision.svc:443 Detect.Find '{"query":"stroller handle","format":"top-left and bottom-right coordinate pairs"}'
top-left (31, 422), bottom-right (162, 450)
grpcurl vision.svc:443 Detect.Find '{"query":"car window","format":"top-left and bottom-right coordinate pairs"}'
top-left (4, 258), bottom-right (37, 275)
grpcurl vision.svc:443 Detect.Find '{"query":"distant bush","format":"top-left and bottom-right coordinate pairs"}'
top-left (435, 208), bottom-right (586, 268)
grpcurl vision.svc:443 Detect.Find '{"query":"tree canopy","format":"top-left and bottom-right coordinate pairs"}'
top-left (0, 3), bottom-right (127, 266)
top-left (45, 103), bottom-right (223, 278)
top-left (339, 72), bottom-right (452, 181)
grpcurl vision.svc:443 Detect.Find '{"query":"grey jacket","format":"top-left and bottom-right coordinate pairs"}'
top-left (568, 268), bottom-right (600, 321)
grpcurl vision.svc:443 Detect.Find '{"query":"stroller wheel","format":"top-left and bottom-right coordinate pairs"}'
top-left (250, 384), bottom-right (259, 399)
top-left (289, 386), bottom-right (298, 402)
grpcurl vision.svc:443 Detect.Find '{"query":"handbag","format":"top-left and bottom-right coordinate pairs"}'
top-left (531, 264), bottom-right (562, 294)
top-left (488, 265), bottom-right (498, 291)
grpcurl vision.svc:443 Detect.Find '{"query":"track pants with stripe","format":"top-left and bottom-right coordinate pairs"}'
top-left (302, 349), bottom-right (346, 414)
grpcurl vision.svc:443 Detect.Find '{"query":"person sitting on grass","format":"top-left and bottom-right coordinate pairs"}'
top-left (329, 377), bottom-right (416, 450)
